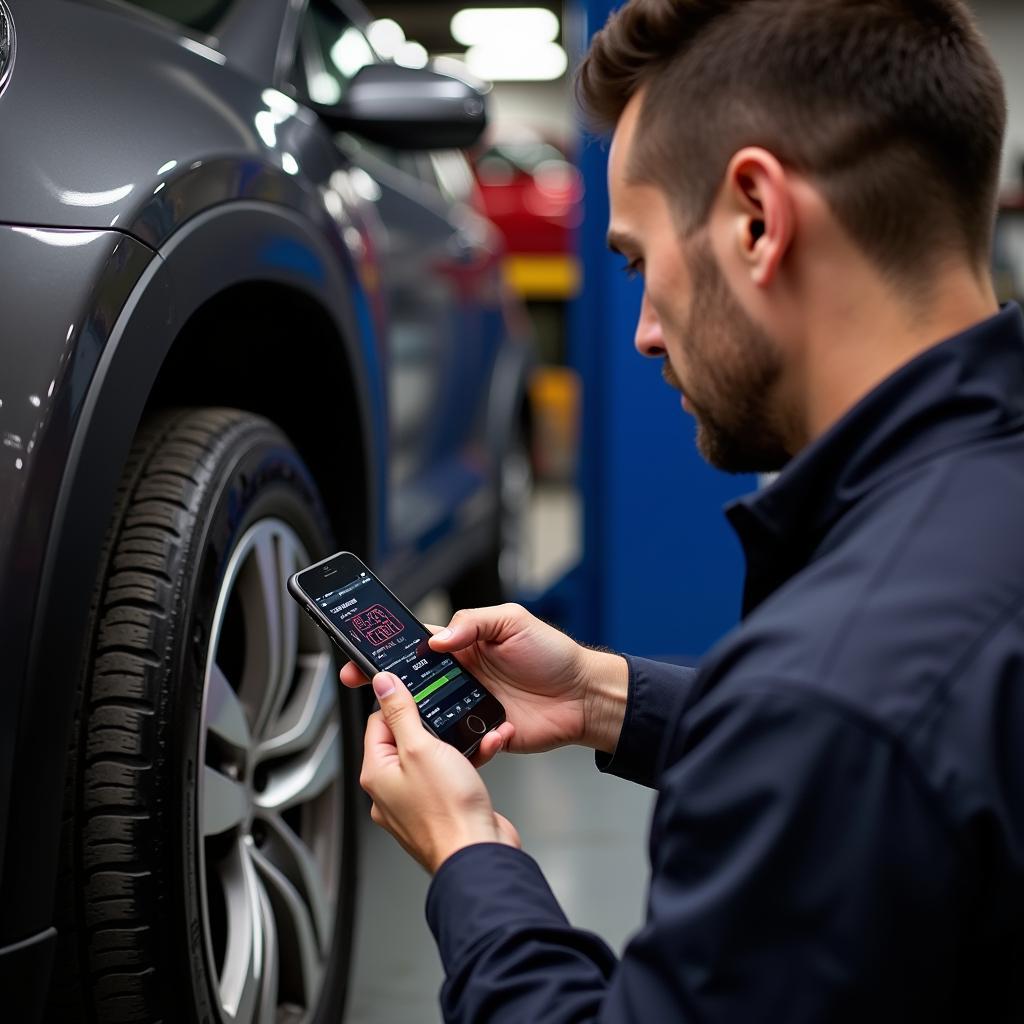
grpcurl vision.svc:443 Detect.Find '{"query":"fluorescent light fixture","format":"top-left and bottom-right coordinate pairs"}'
top-left (395, 40), bottom-right (428, 69)
top-left (331, 27), bottom-right (373, 78)
top-left (282, 153), bottom-right (300, 175)
top-left (368, 18), bottom-right (405, 59)
top-left (464, 41), bottom-right (567, 81)
top-left (451, 8), bottom-right (559, 47)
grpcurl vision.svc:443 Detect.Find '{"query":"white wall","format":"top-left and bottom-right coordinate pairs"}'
top-left (488, 80), bottom-right (574, 142)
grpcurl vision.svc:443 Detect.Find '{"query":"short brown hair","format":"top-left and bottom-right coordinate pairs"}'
top-left (578, 0), bottom-right (1006, 277)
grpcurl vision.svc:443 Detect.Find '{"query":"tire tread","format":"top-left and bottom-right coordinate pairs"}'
top-left (46, 408), bottom-right (279, 1023)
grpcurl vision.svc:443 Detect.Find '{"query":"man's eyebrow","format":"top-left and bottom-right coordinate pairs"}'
top-left (606, 229), bottom-right (638, 255)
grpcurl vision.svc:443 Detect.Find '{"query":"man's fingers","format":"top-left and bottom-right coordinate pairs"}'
top-left (362, 710), bottom-right (396, 765)
top-left (363, 709), bottom-right (392, 747)
top-left (427, 604), bottom-right (524, 652)
top-left (373, 672), bottom-right (427, 750)
top-left (339, 661), bottom-right (369, 688)
top-left (360, 711), bottom-right (397, 796)
top-left (493, 812), bottom-right (522, 848)
top-left (470, 722), bottom-right (516, 769)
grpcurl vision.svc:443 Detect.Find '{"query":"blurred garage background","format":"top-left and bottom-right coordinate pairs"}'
top-left (341, 3), bottom-right (1024, 1021)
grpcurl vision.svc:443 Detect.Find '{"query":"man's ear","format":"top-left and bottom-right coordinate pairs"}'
top-left (720, 147), bottom-right (794, 288)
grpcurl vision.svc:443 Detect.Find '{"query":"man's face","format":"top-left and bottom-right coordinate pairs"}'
top-left (607, 95), bottom-right (791, 474)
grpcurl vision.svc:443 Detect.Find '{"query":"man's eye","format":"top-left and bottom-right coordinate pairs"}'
top-left (621, 259), bottom-right (643, 280)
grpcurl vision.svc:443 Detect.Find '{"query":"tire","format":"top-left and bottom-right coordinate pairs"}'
top-left (47, 408), bottom-right (361, 1024)
top-left (449, 416), bottom-right (534, 608)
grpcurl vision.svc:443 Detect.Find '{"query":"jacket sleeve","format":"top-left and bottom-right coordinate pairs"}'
top-left (594, 655), bottom-right (700, 789)
top-left (426, 684), bottom-right (961, 1024)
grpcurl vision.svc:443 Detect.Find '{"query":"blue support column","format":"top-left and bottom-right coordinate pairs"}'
top-left (561, 0), bottom-right (756, 660)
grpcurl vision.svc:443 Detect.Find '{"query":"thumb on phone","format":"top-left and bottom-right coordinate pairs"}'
top-left (372, 672), bottom-right (426, 752)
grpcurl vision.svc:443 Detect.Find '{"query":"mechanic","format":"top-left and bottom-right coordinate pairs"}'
top-left (343, 0), bottom-right (1024, 1020)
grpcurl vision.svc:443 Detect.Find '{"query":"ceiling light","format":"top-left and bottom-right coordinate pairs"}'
top-left (395, 41), bottom-right (428, 69)
top-left (368, 18), bottom-right (405, 60)
top-left (464, 41), bottom-right (567, 82)
top-left (451, 8), bottom-right (559, 47)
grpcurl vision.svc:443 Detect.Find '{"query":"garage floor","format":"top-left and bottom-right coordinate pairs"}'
top-left (344, 485), bottom-right (658, 1023)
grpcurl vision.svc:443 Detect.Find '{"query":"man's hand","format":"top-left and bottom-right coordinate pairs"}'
top-left (359, 671), bottom-right (521, 873)
top-left (340, 604), bottom-right (629, 766)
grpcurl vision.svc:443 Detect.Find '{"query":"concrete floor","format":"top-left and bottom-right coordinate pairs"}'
top-left (344, 485), bottom-right (658, 1023)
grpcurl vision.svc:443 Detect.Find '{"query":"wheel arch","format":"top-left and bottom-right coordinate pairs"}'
top-left (146, 279), bottom-right (372, 560)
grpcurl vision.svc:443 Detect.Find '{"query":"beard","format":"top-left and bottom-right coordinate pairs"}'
top-left (665, 238), bottom-right (791, 474)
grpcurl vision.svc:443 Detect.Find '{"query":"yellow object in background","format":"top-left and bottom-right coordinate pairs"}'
top-left (529, 366), bottom-right (580, 481)
top-left (504, 254), bottom-right (581, 301)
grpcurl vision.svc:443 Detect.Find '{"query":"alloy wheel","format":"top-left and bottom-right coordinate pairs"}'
top-left (197, 518), bottom-right (343, 1024)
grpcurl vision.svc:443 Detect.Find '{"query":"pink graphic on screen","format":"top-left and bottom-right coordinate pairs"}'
top-left (351, 604), bottom-right (404, 647)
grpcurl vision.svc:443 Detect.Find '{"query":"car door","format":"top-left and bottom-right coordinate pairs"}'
top-left (288, 0), bottom-right (500, 561)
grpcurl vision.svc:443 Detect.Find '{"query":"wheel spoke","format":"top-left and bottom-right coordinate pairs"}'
top-left (207, 662), bottom-right (251, 754)
top-left (252, 845), bottom-right (323, 1008)
top-left (202, 766), bottom-right (249, 838)
top-left (262, 811), bottom-right (334, 950)
top-left (266, 533), bottom-right (302, 737)
top-left (255, 864), bottom-right (280, 1024)
top-left (250, 528), bottom-right (288, 736)
top-left (218, 839), bottom-right (263, 1023)
top-left (258, 652), bottom-right (335, 761)
top-left (255, 721), bottom-right (341, 814)
top-left (238, 526), bottom-right (302, 741)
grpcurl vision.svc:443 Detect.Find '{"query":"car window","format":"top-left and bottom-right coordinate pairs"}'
top-left (121, 0), bottom-right (235, 33)
top-left (293, 0), bottom-right (376, 107)
top-left (292, 2), bottom-right (446, 192)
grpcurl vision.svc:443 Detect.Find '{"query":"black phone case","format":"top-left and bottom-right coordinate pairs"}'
top-left (286, 553), bottom-right (505, 756)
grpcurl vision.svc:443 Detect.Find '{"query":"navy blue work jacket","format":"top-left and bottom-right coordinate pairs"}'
top-left (426, 305), bottom-right (1024, 1022)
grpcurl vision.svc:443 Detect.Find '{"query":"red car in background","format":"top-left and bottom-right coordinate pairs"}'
top-left (472, 134), bottom-right (584, 480)
top-left (474, 136), bottom-right (583, 254)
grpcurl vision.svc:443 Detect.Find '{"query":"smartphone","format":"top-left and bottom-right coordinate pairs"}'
top-left (288, 551), bottom-right (506, 757)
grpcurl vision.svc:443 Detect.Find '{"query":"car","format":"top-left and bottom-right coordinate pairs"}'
top-left (0, 0), bottom-right (535, 1020)
top-left (473, 132), bottom-right (583, 260)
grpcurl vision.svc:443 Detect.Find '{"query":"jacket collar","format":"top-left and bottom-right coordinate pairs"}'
top-left (726, 303), bottom-right (1024, 615)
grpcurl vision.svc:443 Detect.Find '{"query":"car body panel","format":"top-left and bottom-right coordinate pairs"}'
top-left (0, 198), bottom-right (396, 947)
top-left (0, 226), bottom-right (155, 918)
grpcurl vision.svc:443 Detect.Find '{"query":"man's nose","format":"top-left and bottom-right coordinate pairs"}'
top-left (634, 292), bottom-right (666, 358)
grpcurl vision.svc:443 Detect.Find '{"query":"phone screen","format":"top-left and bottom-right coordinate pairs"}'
top-left (309, 567), bottom-right (493, 740)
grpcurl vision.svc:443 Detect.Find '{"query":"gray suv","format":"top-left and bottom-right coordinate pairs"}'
top-left (0, 1), bottom-right (534, 1020)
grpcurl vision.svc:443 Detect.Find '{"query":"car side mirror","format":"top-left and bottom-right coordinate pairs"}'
top-left (311, 62), bottom-right (488, 151)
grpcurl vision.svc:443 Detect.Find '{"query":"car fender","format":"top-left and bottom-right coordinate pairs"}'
top-left (0, 200), bottom-right (384, 961)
